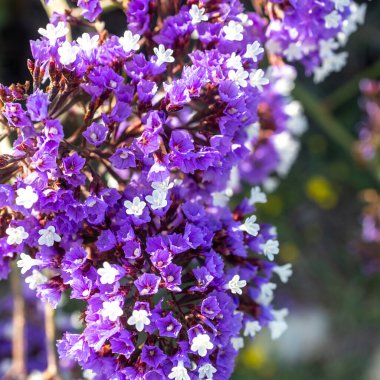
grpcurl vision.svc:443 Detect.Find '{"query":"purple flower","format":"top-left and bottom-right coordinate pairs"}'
top-left (62, 153), bottom-right (85, 176)
top-left (26, 89), bottom-right (50, 121)
top-left (83, 123), bottom-right (108, 146)
top-left (156, 312), bottom-right (182, 338)
top-left (134, 273), bottom-right (160, 296)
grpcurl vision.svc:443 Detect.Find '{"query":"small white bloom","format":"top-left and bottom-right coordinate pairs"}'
top-left (97, 262), bottom-right (119, 285)
top-left (319, 38), bottom-right (339, 58)
top-left (77, 33), bottom-right (99, 57)
top-left (168, 361), bottom-right (190, 380)
top-left (102, 300), bottom-right (123, 322)
top-left (238, 215), bottom-right (260, 236)
top-left (249, 186), bottom-right (267, 205)
top-left (212, 191), bottom-right (230, 207)
top-left (261, 239), bottom-right (279, 261)
top-left (226, 52), bottom-right (242, 69)
top-left (333, 0), bottom-right (350, 11)
top-left (230, 337), bottom-right (244, 351)
top-left (228, 67), bottom-right (248, 88)
top-left (198, 363), bottom-right (217, 379)
top-left (228, 274), bottom-right (247, 295)
top-left (124, 197), bottom-right (146, 216)
top-left (127, 309), bottom-right (151, 332)
top-left (38, 21), bottom-right (68, 45)
top-left (256, 282), bottom-right (277, 306)
top-left (17, 253), bottom-right (43, 275)
top-left (25, 269), bottom-right (47, 290)
top-left (284, 42), bottom-right (303, 61)
top-left (268, 308), bottom-right (289, 340)
top-left (154, 44), bottom-right (175, 66)
top-left (223, 21), bottom-right (244, 41)
top-left (244, 320), bottom-right (262, 337)
top-left (190, 334), bottom-right (214, 357)
top-left (151, 178), bottom-right (174, 192)
top-left (6, 226), bottom-right (29, 245)
top-left (16, 186), bottom-right (38, 209)
top-left (38, 226), bottom-right (61, 247)
top-left (244, 41), bottom-right (264, 62)
top-left (58, 41), bottom-right (80, 65)
top-left (119, 30), bottom-right (140, 52)
top-left (146, 189), bottom-right (168, 210)
top-left (273, 263), bottom-right (293, 283)
top-left (189, 4), bottom-right (208, 25)
top-left (249, 69), bottom-right (269, 91)
top-left (325, 11), bottom-right (342, 29)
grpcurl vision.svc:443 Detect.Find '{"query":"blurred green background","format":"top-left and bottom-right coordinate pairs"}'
top-left (1, 1), bottom-right (380, 379)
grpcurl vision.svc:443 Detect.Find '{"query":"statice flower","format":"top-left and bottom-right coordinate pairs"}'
top-left (260, 0), bottom-right (366, 81)
top-left (0, 0), bottom-right (363, 378)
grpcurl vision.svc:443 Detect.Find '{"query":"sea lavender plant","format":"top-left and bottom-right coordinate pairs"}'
top-left (0, 0), bottom-right (364, 378)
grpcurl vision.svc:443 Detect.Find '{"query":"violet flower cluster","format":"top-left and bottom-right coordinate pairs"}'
top-left (356, 80), bottom-right (380, 249)
top-left (0, 0), bottom-right (363, 379)
top-left (260, 0), bottom-right (366, 82)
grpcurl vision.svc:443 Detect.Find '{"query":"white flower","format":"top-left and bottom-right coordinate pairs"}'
top-left (268, 308), bottom-right (289, 340)
top-left (97, 262), bottom-right (119, 284)
top-left (256, 282), bottom-right (277, 306)
top-left (230, 337), bottom-right (244, 351)
top-left (190, 334), bottom-right (214, 357)
top-left (77, 33), bottom-right (99, 57)
top-left (38, 21), bottom-right (68, 45)
top-left (244, 41), bottom-right (264, 62)
top-left (284, 42), bottom-right (303, 61)
top-left (325, 11), bottom-right (342, 29)
top-left (127, 309), bottom-right (151, 332)
top-left (119, 30), bottom-right (140, 52)
top-left (16, 186), bottom-right (38, 209)
top-left (226, 52), bottom-right (242, 69)
top-left (273, 263), bottom-right (293, 283)
top-left (243, 320), bottom-right (262, 337)
top-left (319, 38), bottom-right (339, 58)
top-left (228, 67), bottom-right (248, 88)
top-left (261, 239), bottom-right (279, 261)
top-left (38, 226), bottom-right (61, 247)
top-left (146, 189), bottom-right (168, 210)
top-left (154, 44), bottom-right (175, 66)
top-left (25, 270), bottom-right (47, 290)
top-left (249, 69), bottom-right (269, 91)
top-left (189, 5), bottom-right (208, 25)
top-left (17, 253), bottom-right (43, 274)
top-left (212, 191), bottom-right (230, 207)
top-left (249, 186), bottom-right (267, 205)
top-left (151, 178), bottom-right (174, 192)
top-left (102, 300), bottom-right (123, 322)
top-left (227, 275), bottom-right (246, 295)
top-left (238, 215), bottom-right (260, 236)
top-left (198, 363), bottom-right (217, 379)
top-left (168, 361), bottom-right (190, 380)
top-left (124, 197), bottom-right (146, 216)
top-left (223, 21), bottom-right (244, 41)
top-left (58, 41), bottom-right (80, 65)
top-left (6, 226), bottom-right (29, 245)
top-left (333, 0), bottom-right (350, 11)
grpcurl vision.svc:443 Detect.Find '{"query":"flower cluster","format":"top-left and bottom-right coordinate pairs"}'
top-left (353, 80), bottom-right (380, 272)
top-left (259, 0), bottom-right (366, 81)
top-left (0, 0), bottom-right (362, 378)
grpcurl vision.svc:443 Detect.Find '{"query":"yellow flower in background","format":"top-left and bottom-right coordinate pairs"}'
top-left (241, 344), bottom-right (267, 369)
top-left (305, 176), bottom-right (338, 209)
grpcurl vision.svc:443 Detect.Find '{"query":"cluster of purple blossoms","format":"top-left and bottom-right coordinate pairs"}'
top-left (258, 0), bottom-right (366, 82)
top-left (0, 0), bottom-right (362, 378)
top-left (355, 80), bottom-right (380, 256)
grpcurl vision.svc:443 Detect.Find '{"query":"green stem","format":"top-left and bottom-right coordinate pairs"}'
top-left (324, 60), bottom-right (380, 111)
top-left (294, 83), bottom-right (380, 185)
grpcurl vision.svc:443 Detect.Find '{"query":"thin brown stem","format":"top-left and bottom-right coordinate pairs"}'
top-left (44, 303), bottom-right (61, 380)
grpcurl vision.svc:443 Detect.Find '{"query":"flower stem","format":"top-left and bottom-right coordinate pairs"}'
top-left (9, 264), bottom-right (27, 380)
top-left (324, 60), bottom-right (380, 111)
top-left (44, 303), bottom-right (61, 380)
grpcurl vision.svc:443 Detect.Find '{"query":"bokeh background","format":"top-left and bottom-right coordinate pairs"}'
top-left (1, 1), bottom-right (380, 379)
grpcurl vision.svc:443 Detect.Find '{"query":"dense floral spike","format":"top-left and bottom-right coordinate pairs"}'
top-left (0, 0), bottom-right (361, 378)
